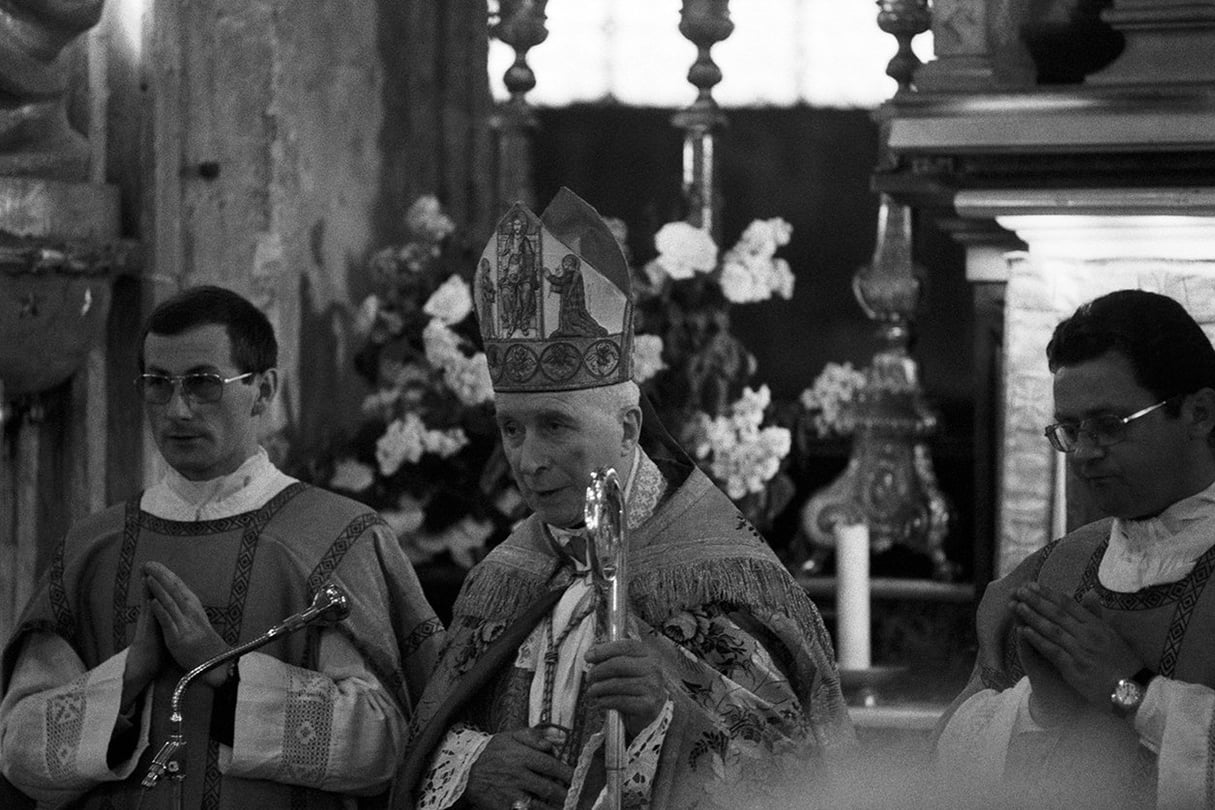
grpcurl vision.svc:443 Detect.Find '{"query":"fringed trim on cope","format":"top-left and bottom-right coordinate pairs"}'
top-left (630, 555), bottom-right (815, 627)
top-left (450, 550), bottom-right (559, 622)
top-left (453, 536), bottom-right (823, 646)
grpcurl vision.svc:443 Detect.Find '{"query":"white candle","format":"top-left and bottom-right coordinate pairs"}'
top-left (834, 522), bottom-right (871, 671)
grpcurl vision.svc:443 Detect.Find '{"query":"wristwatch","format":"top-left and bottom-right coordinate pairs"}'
top-left (1110, 667), bottom-right (1156, 717)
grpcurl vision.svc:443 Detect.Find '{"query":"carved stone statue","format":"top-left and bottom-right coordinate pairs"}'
top-left (0, 0), bottom-right (106, 180)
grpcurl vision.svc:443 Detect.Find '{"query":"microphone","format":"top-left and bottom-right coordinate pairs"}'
top-left (142, 583), bottom-right (351, 791)
top-left (271, 582), bottom-right (352, 634)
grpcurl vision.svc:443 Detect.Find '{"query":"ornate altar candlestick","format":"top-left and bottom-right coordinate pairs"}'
top-left (489, 0), bottom-right (549, 210)
top-left (672, 0), bottom-right (732, 240)
top-left (801, 195), bottom-right (955, 580)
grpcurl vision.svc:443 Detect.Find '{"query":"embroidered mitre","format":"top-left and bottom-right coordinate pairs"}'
top-left (474, 187), bottom-right (634, 392)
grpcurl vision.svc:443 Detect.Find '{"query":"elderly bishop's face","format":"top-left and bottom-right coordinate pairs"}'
top-left (494, 389), bottom-right (637, 528)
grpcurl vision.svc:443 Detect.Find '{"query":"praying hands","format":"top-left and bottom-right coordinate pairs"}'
top-left (1011, 582), bottom-right (1146, 712)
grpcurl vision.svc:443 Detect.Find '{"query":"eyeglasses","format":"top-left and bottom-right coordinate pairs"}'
top-left (1043, 398), bottom-right (1173, 453)
top-left (135, 372), bottom-right (255, 405)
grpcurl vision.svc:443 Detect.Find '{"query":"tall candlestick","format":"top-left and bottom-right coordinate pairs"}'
top-left (834, 522), bottom-right (871, 671)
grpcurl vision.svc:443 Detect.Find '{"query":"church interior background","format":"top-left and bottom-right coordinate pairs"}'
top-left (3, 0), bottom-right (1215, 750)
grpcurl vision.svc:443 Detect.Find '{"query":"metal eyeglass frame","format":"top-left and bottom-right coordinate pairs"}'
top-left (1044, 397), bottom-right (1174, 453)
top-left (135, 372), bottom-right (255, 405)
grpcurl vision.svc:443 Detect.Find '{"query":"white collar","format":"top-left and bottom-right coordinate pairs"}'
top-left (545, 445), bottom-right (663, 549)
top-left (1100, 479), bottom-right (1215, 591)
top-left (142, 447), bottom-right (297, 521)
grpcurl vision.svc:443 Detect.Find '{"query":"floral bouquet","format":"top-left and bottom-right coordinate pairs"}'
top-left (322, 196), bottom-right (523, 569)
top-left (799, 361), bottom-right (866, 440)
top-left (627, 217), bottom-right (798, 531)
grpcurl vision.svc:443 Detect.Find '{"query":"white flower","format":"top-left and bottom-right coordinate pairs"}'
top-left (376, 414), bottom-right (427, 476)
top-left (759, 424), bottom-right (792, 463)
top-left (737, 218), bottom-right (792, 257)
top-left (422, 319), bottom-right (494, 405)
top-left (382, 493), bottom-right (426, 538)
top-left (652, 222), bottom-right (718, 281)
top-left (400, 515), bottom-right (494, 567)
top-left (445, 353), bottom-right (495, 406)
top-left (423, 318), bottom-right (463, 366)
top-left (329, 458), bottom-right (375, 492)
top-left (391, 362), bottom-right (432, 391)
top-left (368, 248), bottom-right (400, 286)
top-left (632, 334), bottom-right (667, 383)
top-left (494, 486), bottom-right (524, 517)
top-left (641, 258), bottom-right (667, 288)
top-left (421, 425), bottom-right (470, 459)
top-left (360, 388), bottom-right (401, 420)
top-left (376, 412), bottom-right (471, 475)
top-left (735, 384), bottom-right (772, 422)
top-left (424, 274), bottom-right (473, 325)
top-left (800, 361), bottom-right (866, 437)
top-left (719, 252), bottom-right (796, 304)
top-left (770, 258), bottom-right (795, 299)
top-left (719, 255), bottom-right (770, 304)
top-left (710, 423), bottom-right (792, 499)
top-left (401, 529), bottom-right (448, 564)
top-left (352, 295), bottom-right (380, 340)
top-left (719, 219), bottom-right (796, 303)
top-left (442, 517), bottom-right (495, 569)
top-left (405, 195), bottom-right (456, 244)
top-left (397, 242), bottom-right (432, 273)
top-left (688, 386), bottom-right (791, 499)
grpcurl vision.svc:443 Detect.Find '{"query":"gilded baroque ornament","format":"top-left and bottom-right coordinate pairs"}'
top-left (800, 196), bottom-right (955, 580)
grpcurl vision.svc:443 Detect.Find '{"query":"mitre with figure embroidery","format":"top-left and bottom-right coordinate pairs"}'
top-left (474, 187), bottom-right (634, 392)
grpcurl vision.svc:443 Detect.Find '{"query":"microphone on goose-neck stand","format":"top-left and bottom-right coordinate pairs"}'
top-left (140, 583), bottom-right (351, 805)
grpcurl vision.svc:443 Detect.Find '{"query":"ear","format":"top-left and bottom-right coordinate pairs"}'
top-left (251, 368), bottom-right (279, 416)
top-left (620, 403), bottom-right (642, 456)
top-left (1185, 386), bottom-right (1215, 429)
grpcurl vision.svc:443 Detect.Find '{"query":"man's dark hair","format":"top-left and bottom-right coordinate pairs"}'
top-left (139, 285), bottom-right (278, 373)
top-left (1047, 289), bottom-right (1215, 415)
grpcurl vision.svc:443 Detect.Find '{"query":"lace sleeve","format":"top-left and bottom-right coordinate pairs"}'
top-left (574, 698), bottom-right (674, 810)
top-left (416, 724), bottom-right (494, 810)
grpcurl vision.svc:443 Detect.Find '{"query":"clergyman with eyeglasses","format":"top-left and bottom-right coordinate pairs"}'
top-left (935, 289), bottom-right (1215, 808)
top-left (0, 285), bottom-right (444, 809)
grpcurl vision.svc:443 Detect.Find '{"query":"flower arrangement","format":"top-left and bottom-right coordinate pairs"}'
top-left (798, 361), bottom-right (867, 439)
top-left (684, 384), bottom-right (793, 501)
top-left (321, 196), bottom-right (522, 569)
top-left (627, 217), bottom-right (798, 530)
top-left (311, 199), bottom-right (802, 567)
